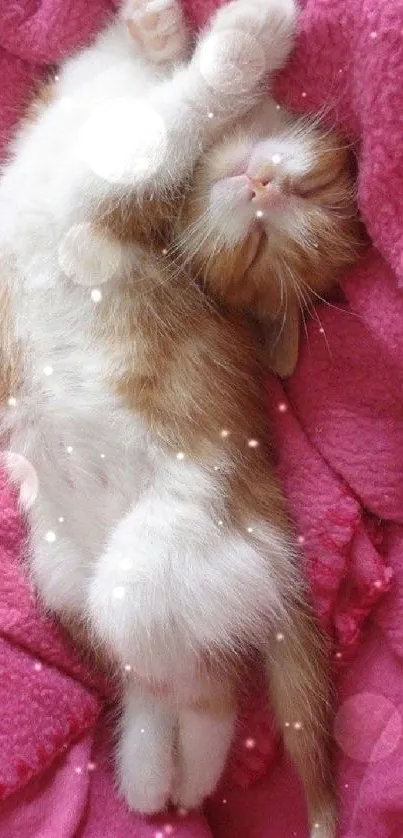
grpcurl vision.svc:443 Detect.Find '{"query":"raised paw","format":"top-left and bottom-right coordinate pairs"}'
top-left (194, 0), bottom-right (298, 96)
top-left (121, 0), bottom-right (190, 64)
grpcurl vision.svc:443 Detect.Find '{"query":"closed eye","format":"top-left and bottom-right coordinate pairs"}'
top-left (292, 172), bottom-right (341, 199)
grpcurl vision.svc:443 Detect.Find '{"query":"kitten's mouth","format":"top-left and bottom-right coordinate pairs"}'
top-left (243, 228), bottom-right (266, 272)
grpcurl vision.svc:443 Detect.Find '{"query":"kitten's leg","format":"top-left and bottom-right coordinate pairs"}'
top-left (121, 0), bottom-right (190, 65)
top-left (118, 680), bottom-right (176, 813)
top-left (86, 456), bottom-right (287, 814)
top-left (57, 0), bottom-right (298, 206)
top-left (266, 608), bottom-right (336, 838)
top-left (174, 694), bottom-right (236, 808)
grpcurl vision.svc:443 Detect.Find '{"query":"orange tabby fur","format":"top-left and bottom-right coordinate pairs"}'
top-left (2, 80), bottom-right (366, 834)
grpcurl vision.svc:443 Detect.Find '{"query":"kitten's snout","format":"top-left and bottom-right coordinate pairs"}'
top-left (212, 171), bottom-right (286, 217)
top-left (246, 174), bottom-right (284, 212)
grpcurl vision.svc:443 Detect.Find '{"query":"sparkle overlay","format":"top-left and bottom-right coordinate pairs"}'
top-left (79, 98), bottom-right (167, 184)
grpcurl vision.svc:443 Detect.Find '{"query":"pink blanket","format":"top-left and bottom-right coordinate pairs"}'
top-left (1, 0), bottom-right (403, 835)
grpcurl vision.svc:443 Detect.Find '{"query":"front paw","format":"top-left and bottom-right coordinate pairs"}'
top-left (194, 0), bottom-right (298, 95)
top-left (122, 0), bottom-right (190, 64)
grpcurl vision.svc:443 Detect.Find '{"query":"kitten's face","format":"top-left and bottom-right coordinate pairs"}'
top-left (178, 102), bottom-right (363, 375)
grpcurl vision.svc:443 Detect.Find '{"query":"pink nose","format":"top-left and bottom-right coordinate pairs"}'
top-left (246, 175), bottom-right (283, 211)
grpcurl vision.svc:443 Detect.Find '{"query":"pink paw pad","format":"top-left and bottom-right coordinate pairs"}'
top-left (122, 0), bottom-right (189, 63)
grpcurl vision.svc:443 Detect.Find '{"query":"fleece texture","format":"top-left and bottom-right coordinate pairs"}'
top-left (1, 0), bottom-right (403, 836)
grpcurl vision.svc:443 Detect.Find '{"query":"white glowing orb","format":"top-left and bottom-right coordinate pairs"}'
top-left (271, 153), bottom-right (282, 165)
top-left (124, 664), bottom-right (132, 672)
top-left (218, 519), bottom-right (224, 527)
top-left (335, 693), bottom-right (402, 762)
top-left (34, 662), bottom-right (42, 671)
top-left (43, 365), bottom-right (54, 376)
top-left (198, 30), bottom-right (265, 94)
top-left (79, 98), bottom-right (167, 184)
top-left (276, 632), bottom-right (284, 642)
top-left (91, 289), bottom-right (102, 303)
top-left (294, 721), bottom-right (302, 730)
top-left (66, 446), bottom-right (73, 454)
top-left (244, 737), bottom-right (256, 749)
top-left (277, 402), bottom-right (287, 413)
top-left (113, 586), bottom-right (126, 599)
top-left (220, 429), bottom-right (230, 439)
top-left (58, 517), bottom-right (64, 523)
top-left (120, 558), bottom-right (133, 571)
top-left (2, 452), bottom-right (39, 510)
top-left (7, 397), bottom-right (17, 407)
top-left (45, 530), bottom-right (56, 543)
top-left (255, 210), bottom-right (264, 218)
top-left (247, 526), bottom-right (253, 533)
top-left (247, 438), bottom-right (259, 448)
top-left (297, 535), bottom-right (305, 545)
top-left (176, 451), bottom-right (185, 460)
top-left (87, 762), bottom-right (96, 771)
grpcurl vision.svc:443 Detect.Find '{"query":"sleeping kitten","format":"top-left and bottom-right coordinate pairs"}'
top-left (179, 104), bottom-right (362, 375)
top-left (0, 1), bottom-right (361, 836)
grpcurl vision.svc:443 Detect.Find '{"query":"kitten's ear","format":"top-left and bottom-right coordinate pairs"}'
top-left (263, 302), bottom-right (300, 378)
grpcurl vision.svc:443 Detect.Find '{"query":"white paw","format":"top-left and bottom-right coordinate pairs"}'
top-left (172, 706), bottom-right (235, 810)
top-left (195, 0), bottom-right (298, 95)
top-left (119, 766), bottom-right (172, 815)
top-left (122, 0), bottom-right (190, 64)
top-left (172, 775), bottom-right (214, 811)
top-left (117, 692), bottom-right (175, 815)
